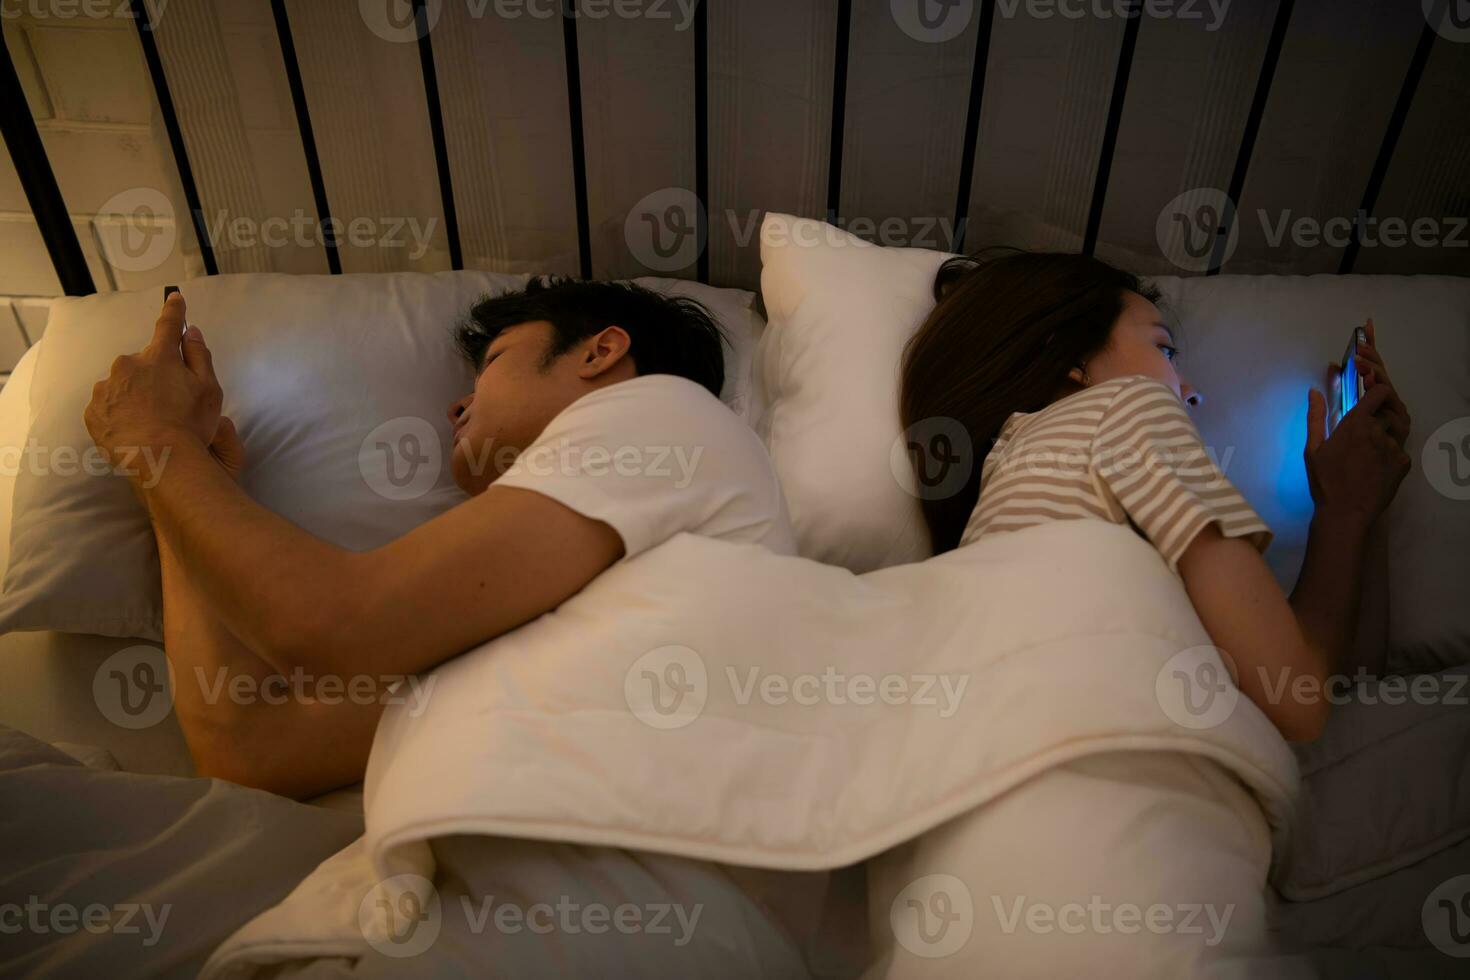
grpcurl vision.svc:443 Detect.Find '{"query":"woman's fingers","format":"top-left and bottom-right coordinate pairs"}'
top-left (1305, 388), bottom-right (1327, 455)
top-left (1349, 323), bottom-right (1411, 444)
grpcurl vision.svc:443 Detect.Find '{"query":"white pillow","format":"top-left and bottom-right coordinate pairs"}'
top-left (0, 343), bottom-right (43, 576)
top-left (757, 214), bottom-right (953, 572)
top-left (756, 213), bottom-right (1470, 666)
top-left (0, 272), bottom-right (764, 641)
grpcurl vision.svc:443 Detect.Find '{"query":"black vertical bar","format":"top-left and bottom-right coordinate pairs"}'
top-left (826, 0), bottom-right (852, 223)
top-left (414, 0), bottom-right (462, 270)
top-left (1338, 22), bottom-right (1437, 275)
top-left (271, 0), bottom-right (341, 275)
top-left (1082, 11), bottom-right (1142, 256)
top-left (132, 0), bottom-right (217, 275)
top-left (950, 0), bottom-right (996, 253)
top-left (562, 0), bottom-right (593, 280)
top-left (1206, 0), bottom-right (1295, 276)
top-left (0, 38), bottom-right (94, 295)
top-left (694, 0), bottom-right (709, 283)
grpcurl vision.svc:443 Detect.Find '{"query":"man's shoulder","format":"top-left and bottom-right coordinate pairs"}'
top-left (570, 374), bottom-right (759, 446)
top-left (581, 373), bottom-right (732, 414)
top-left (525, 373), bottom-right (793, 556)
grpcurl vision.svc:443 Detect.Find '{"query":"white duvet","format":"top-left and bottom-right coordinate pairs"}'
top-left (203, 518), bottom-right (1304, 978)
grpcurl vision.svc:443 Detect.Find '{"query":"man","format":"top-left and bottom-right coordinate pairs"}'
top-left (84, 277), bottom-right (794, 800)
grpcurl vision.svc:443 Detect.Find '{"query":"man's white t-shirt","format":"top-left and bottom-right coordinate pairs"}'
top-left (493, 374), bottom-right (795, 558)
top-left (490, 375), bottom-right (838, 964)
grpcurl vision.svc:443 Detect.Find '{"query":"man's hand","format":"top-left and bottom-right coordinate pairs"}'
top-left (84, 293), bottom-right (222, 474)
top-left (1304, 320), bottom-right (1412, 533)
top-left (210, 416), bottom-right (246, 482)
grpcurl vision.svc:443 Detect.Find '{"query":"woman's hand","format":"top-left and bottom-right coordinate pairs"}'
top-left (1353, 318), bottom-right (1411, 445)
top-left (1304, 320), bottom-right (1412, 533)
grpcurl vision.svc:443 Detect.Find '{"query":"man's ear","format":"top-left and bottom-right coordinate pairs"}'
top-left (577, 326), bottom-right (633, 380)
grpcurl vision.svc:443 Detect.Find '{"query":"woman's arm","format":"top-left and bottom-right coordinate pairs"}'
top-left (1291, 323), bottom-right (1411, 674)
top-left (1177, 345), bottom-right (1411, 742)
top-left (1178, 525), bottom-right (1330, 742)
top-left (1288, 507), bottom-right (1373, 674)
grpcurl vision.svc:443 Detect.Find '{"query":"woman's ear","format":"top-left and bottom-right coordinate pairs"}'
top-left (1067, 365), bottom-right (1087, 386)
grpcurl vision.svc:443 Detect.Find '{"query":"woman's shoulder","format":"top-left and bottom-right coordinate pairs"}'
top-left (1094, 374), bottom-right (1179, 403)
top-left (1088, 376), bottom-right (1201, 455)
top-left (1087, 375), bottom-right (1189, 423)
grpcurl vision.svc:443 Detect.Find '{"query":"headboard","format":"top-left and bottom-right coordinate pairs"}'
top-left (1, 0), bottom-right (1467, 378)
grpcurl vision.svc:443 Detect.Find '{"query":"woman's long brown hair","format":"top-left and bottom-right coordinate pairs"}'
top-left (900, 249), bottom-right (1161, 554)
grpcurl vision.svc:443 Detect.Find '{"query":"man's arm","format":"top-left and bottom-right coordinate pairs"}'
top-left (149, 420), bottom-right (406, 799)
top-left (88, 294), bottom-right (625, 684)
top-left (142, 433), bottom-right (624, 679)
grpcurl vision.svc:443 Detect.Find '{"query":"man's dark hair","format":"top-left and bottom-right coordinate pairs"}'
top-left (454, 277), bottom-right (726, 397)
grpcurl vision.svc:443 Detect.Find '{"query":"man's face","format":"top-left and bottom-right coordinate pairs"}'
top-left (446, 321), bottom-right (586, 495)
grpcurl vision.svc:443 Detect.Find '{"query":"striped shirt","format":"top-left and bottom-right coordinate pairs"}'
top-left (960, 375), bottom-right (1271, 572)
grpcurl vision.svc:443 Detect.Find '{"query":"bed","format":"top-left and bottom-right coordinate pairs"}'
top-left (2, 249), bottom-right (1468, 979)
top-left (3, 1), bottom-right (1470, 977)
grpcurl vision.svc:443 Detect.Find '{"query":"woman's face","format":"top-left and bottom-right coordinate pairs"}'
top-left (1075, 290), bottom-right (1200, 406)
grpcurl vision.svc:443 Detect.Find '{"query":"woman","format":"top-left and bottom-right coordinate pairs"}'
top-left (900, 250), bottom-right (1412, 743)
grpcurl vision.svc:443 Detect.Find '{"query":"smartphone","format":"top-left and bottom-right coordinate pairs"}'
top-left (164, 285), bottom-right (187, 335)
top-left (1331, 326), bottom-right (1368, 431)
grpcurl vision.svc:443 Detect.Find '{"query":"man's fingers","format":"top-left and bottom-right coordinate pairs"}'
top-left (1305, 388), bottom-right (1326, 454)
top-left (212, 414), bottom-right (237, 444)
top-left (145, 292), bottom-right (187, 357)
top-left (181, 324), bottom-right (216, 384)
top-left (1364, 317), bottom-right (1376, 348)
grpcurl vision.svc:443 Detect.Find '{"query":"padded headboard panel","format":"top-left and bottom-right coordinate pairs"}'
top-left (0, 0), bottom-right (1467, 381)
